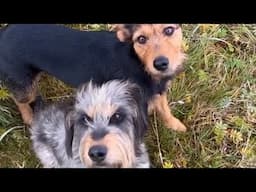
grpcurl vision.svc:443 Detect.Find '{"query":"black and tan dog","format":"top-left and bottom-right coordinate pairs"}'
top-left (30, 80), bottom-right (150, 168)
top-left (0, 24), bottom-right (186, 131)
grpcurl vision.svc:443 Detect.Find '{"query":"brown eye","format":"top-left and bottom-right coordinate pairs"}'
top-left (109, 112), bottom-right (125, 125)
top-left (137, 35), bottom-right (147, 44)
top-left (164, 26), bottom-right (175, 36)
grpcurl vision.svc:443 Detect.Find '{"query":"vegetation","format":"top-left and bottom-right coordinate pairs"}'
top-left (0, 24), bottom-right (255, 167)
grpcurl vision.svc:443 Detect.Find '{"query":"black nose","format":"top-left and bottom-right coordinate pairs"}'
top-left (88, 145), bottom-right (107, 163)
top-left (153, 56), bottom-right (169, 71)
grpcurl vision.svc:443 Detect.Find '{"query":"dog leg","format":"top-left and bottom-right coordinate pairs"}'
top-left (14, 101), bottom-right (33, 125)
top-left (151, 93), bottom-right (187, 132)
top-left (12, 74), bottom-right (41, 126)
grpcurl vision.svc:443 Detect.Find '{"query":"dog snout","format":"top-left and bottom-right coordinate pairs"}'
top-left (88, 145), bottom-right (107, 163)
top-left (91, 129), bottom-right (108, 140)
top-left (153, 56), bottom-right (169, 71)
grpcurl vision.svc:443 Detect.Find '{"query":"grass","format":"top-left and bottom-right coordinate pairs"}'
top-left (0, 24), bottom-right (255, 168)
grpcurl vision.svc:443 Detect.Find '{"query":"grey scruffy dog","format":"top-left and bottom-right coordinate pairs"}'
top-left (30, 80), bottom-right (150, 168)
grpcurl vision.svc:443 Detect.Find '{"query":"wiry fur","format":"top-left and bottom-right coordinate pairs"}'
top-left (30, 80), bottom-right (150, 168)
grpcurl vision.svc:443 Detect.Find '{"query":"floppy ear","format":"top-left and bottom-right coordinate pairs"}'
top-left (65, 110), bottom-right (75, 158)
top-left (115, 24), bottom-right (134, 42)
top-left (31, 95), bottom-right (45, 113)
top-left (130, 84), bottom-right (149, 140)
top-left (64, 82), bottom-right (92, 158)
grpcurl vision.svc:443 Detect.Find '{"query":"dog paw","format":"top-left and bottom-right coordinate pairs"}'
top-left (165, 118), bottom-right (187, 132)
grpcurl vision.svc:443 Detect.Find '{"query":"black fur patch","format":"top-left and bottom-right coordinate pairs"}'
top-left (0, 24), bottom-right (176, 116)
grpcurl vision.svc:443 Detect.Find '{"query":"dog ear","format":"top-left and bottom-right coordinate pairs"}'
top-left (31, 95), bottom-right (45, 113)
top-left (65, 110), bottom-right (75, 158)
top-left (64, 82), bottom-right (92, 158)
top-left (129, 84), bottom-right (149, 140)
top-left (115, 24), bottom-right (134, 42)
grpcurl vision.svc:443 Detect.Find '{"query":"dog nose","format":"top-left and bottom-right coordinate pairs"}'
top-left (88, 145), bottom-right (107, 163)
top-left (153, 56), bottom-right (169, 71)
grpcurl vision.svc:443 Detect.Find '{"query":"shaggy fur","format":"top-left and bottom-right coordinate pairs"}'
top-left (30, 80), bottom-right (150, 168)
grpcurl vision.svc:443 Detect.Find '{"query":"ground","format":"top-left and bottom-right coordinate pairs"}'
top-left (0, 24), bottom-right (255, 168)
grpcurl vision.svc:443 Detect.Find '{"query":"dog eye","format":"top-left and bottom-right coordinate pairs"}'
top-left (137, 35), bottom-right (147, 44)
top-left (83, 114), bottom-right (92, 123)
top-left (109, 113), bottom-right (124, 125)
top-left (164, 26), bottom-right (175, 36)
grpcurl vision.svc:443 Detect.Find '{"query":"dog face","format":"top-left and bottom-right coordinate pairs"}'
top-left (115, 24), bottom-right (186, 80)
top-left (65, 80), bottom-right (148, 168)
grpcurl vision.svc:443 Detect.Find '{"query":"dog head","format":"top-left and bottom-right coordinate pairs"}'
top-left (65, 80), bottom-right (148, 168)
top-left (115, 24), bottom-right (186, 80)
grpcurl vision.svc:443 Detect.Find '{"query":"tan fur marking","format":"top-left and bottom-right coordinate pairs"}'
top-left (12, 73), bottom-right (41, 126)
top-left (86, 104), bottom-right (117, 119)
top-left (81, 133), bottom-right (135, 168)
top-left (150, 92), bottom-right (187, 132)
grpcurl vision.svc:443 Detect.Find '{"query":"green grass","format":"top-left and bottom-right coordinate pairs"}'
top-left (0, 24), bottom-right (255, 168)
